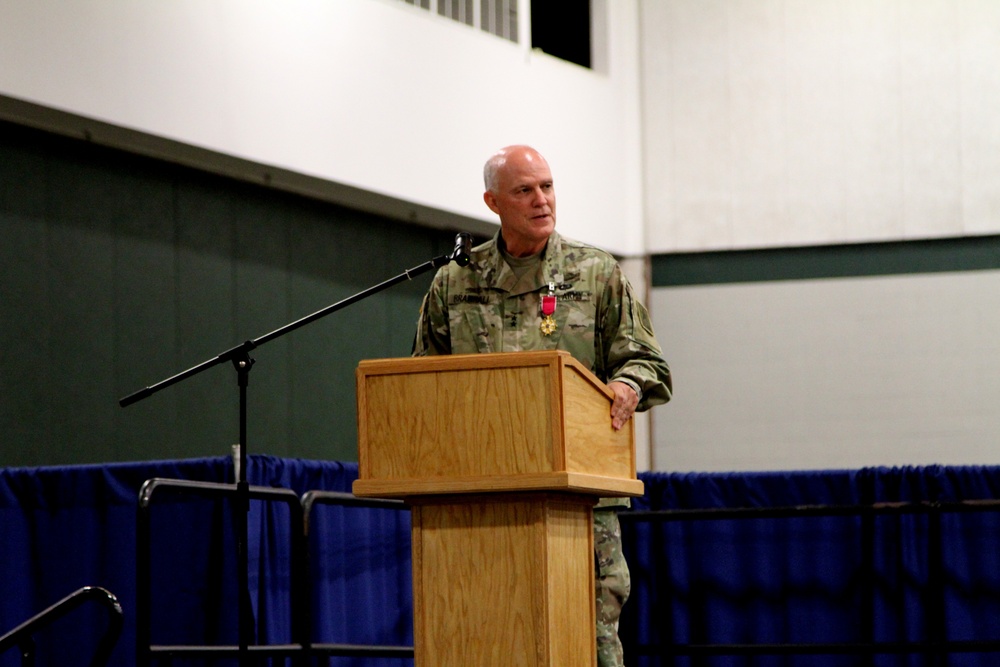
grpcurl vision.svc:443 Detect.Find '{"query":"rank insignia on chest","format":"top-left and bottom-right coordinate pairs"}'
top-left (540, 290), bottom-right (557, 336)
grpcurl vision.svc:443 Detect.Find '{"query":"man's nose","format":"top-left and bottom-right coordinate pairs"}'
top-left (531, 187), bottom-right (548, 205)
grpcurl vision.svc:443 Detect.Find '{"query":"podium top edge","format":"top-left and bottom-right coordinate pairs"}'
top-left (357, 351), bottom-right (613, 400)
top-left (359, 350), bottom-right (573, 373)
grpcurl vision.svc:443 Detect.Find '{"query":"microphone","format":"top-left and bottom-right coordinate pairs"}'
top-left (450, 232), bottom-right (472, 267)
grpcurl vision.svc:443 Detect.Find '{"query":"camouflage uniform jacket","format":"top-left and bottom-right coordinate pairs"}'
top-left (413, 230), bottom-right (672, 506)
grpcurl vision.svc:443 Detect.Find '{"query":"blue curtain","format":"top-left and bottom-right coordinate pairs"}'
top-left (0, 456), bottom-right (413, 667)
top-left (621, 467), bottom-right (1000, 667)
top-left (4, 460), bottom-right (1000, 666)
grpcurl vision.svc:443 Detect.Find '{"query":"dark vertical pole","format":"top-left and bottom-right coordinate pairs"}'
top-left (19, 637), bottom-right (35, 667)
top-left (293, 497), bottom-right (310, 667)
top-left (859, 507), bottom-right (876, 667)
top-left (136, 486), bottom-right (152, 667)
top-left (233, 353), bottom-right (255, 666)
top-left (927, 506), bottom-right (946, 667)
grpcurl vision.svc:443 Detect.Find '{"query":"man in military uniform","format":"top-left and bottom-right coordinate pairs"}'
top-left (413, 144), bottom-right (672, 666)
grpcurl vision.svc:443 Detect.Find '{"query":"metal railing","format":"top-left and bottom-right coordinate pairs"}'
top-left (619, 499), bottom-right (1000, 663)
top-left (139, 478), bottom-right (1000, 664)
top-left (137, 478), bottom-right (306, 666)
top-left (0, 586), bottom-right (124, 667)
top-left (136, 478), bottom-right (414, 665)
top-left (301, 490), bottom-right (414, 661)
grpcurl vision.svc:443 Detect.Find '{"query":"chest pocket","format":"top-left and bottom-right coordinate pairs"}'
top-left (552, 291), bottom-right (598, 372)
top-left (448, 294), bottom-right (500, 354)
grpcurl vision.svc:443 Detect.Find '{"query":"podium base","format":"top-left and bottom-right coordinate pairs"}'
top-left (410, 492), bottom-right (597, 667)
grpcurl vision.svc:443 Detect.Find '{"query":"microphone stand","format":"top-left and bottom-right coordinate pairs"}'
top-left (120, 233), bottom-right (472, 664)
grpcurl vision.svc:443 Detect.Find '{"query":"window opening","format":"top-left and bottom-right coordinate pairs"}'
top-left (531, 1), bottom-right (591, 69)
top-left (395, 0), bottom-right (518, 43)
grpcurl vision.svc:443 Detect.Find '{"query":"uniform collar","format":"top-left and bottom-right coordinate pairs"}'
top-left (482, 231), bottom-right (566, 295)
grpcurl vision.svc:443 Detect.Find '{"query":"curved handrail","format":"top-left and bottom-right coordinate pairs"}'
top-left (0, 586), bottom-right (124, 667)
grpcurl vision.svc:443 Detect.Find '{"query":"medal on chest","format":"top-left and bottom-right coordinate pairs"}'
top-left (540, 282), bottom-right (557, 336)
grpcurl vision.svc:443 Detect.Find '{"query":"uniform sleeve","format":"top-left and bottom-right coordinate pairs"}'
top-left (412, 267), bottom-right (451, 356)
top-left (598, 265), bottom-right (672, 412)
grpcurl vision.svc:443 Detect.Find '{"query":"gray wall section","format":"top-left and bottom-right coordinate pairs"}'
top-left (649, 261), bottom-right (1000, 472)
top-left (0, 122), bottom-right (456, 467)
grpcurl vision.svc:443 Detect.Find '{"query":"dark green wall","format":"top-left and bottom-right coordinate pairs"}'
top-left (0, 121), bottom-right (459, 467)
top-left (652, 235), bottom-right (1000, 287)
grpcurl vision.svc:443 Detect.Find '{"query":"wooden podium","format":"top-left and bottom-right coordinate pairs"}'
top-left (353, 350), bottom-right (644, 666)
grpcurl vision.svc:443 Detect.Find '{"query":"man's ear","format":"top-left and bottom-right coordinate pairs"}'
top-left (483, 190), bottom-right (500, 215)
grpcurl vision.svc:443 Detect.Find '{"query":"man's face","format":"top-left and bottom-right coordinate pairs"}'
top-left (484, 149), bottom-right (556, 257)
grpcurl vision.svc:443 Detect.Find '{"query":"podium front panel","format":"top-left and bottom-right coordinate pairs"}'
top-left (361, 365), bottom-right (556, 479)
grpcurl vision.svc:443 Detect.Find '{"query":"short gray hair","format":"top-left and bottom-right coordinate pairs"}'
top-left (483, 151), bottom-right (507, 192)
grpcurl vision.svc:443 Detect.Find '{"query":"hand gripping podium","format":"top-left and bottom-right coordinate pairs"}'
top-left (353, 350), bottom-right (643, 666)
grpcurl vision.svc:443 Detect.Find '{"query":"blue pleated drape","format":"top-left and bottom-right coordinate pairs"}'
top-left (3, 460), bottom-right (1000, 667)
top-left (0, 456), bottom-right (413, 667)
top-left (621, 467), bottom-right (1000, 667)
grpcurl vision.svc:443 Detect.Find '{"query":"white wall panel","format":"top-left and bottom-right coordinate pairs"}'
top-left (960, 0), bottom-right (1000, 235)
top-left (647, 0), bottom-right (734, 250)
top-left (728, 0), bottom-right (787, 249)
top-left (640, 0), bottom-right (1000, 253)
top-left (839, 0), bottom-right (904, 242)
top-left (781, 0), bottom-right (848, 247)
top-left (649, 270), bottom-right (1000, 472)
top-left (901, 0), bottom-right (963, 239)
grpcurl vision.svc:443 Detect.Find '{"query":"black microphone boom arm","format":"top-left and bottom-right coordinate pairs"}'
top-left (119, 232), bottom-right (473, 408)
